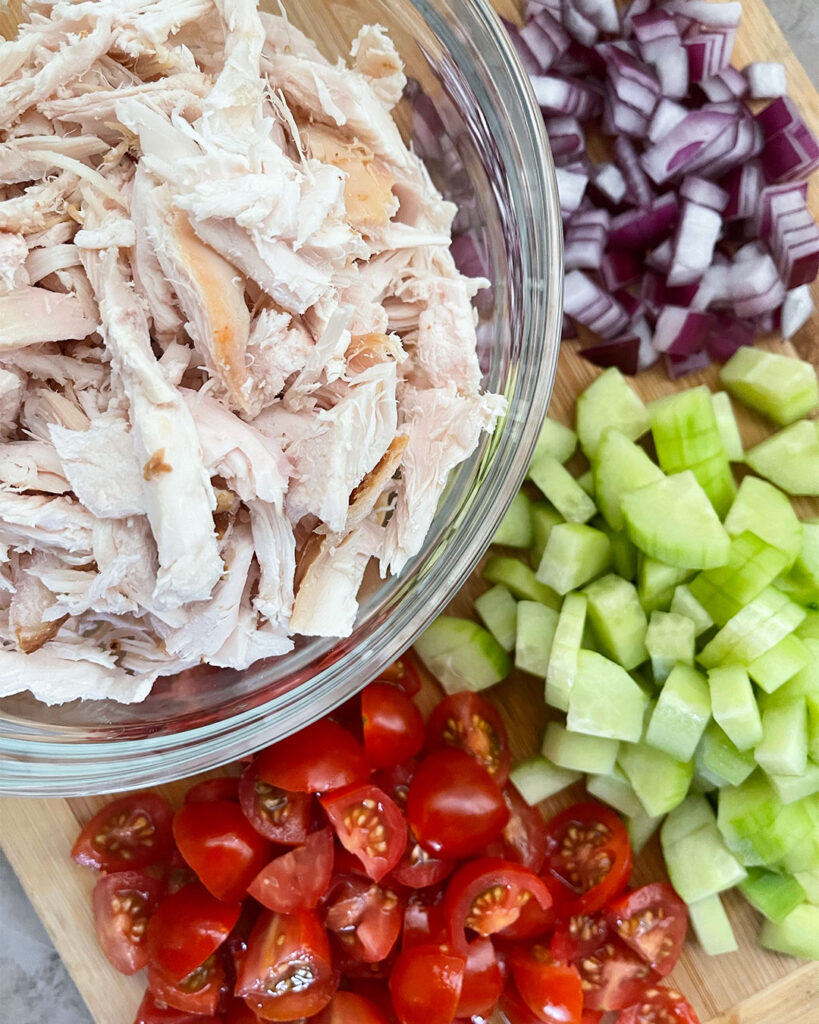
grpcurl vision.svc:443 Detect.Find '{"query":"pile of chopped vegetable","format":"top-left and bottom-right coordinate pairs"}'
top-left (415, 349), bottom-right (819, 961)
top-left (70, 657), bottom-right (703, 1024)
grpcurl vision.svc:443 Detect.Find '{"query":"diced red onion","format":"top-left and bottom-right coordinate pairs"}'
top-left (591, 162), bottom-right (627, 205)
top-left (704, 313), bottom-right (755, 361)
top-left (555, 166), bottom-right (589, 212)
top-left (564, 209), bottom-right (610, 270)
top-left (573, 0), bottom-right (620, 34)
top-left (648, 98), bottom-right (688, 142)
top-left (646, 238), bottom-right (672, 273)
top-left (781, 284), bottom-right (814, 339)
top-left (716, 65), bottom-right (749, 99)
top-left (631, 9), bottom-right (677, 44)
top-left (665, 1), bottom-right (742, 29)
top-left (613, 136), bottom-right (654, 206)
top-left (581, 333), bottom-right (642, 375)
top-left (746, 62), bottom-right (787, 100)
top-left (531, 74), bottom-right (603, 119)
top-left (680, 175), bottom-right (729, 212)
top-left (563, 4), bottom-right (599, 47)
top-left (563, 270), bottom-right (630, 338)
top-left (641, 109), bottom-right (736, 183)
top-left (699, 75), bottom-right (735, 103)
top-left (683, 26), bottom-right (736, 85)
top-left (665, 348), bottom-right (712, 379)
top-left (545, 115), bottom-right (586, 160)
top-left (757, 182), bottom-right (810, 240)
top-left (600, 248), bottom-right (642, 290)
top-left (608, 192), bottom-right (679, 248)
top-left (616, 290), bottom-right (646, 320)
top-left (653, 306), bottom-right (715, 354)
top-left (721, 161), bottom-right (763, 220)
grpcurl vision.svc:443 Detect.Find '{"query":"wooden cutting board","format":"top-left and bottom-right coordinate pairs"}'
top-left (2, 1), bottom-right (819, 1023)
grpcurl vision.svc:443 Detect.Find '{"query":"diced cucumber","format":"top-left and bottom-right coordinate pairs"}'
top-left (779, 521), bottom-right (819, 607)
top-left (755, 700), bottom-right (808, 778)
top-left (530, 417), bottom-right (578, 466)
top-left (474, 585), bottom-right (518, 653)
top-left (686, 893), bottom-right (739, 955)
top-left (619, 740), bottom-right (693, 817)
top-left (584, 574), bottom-right (648, 669)
top-left (605, 526), bottom-right (640, 581)
top-left (745, 420), bottom-right (819, 497)
top-left (528, 452), bottom-right (597, 523)
top-left (638, 558), bottom-right (693, 615)
top-left (575, 367), bottom-right (650, 457)
top-left (671, 584), bottom-right (715, 637)
top-left (577, 470), bottom-right (595, 497)
top-left (529, 502), bottom-right (564, 569)
top-left (493, 491), bottom-right (533, 547)
top-left (688, 452), bottom-right (737, 520)
top-left (759, 903), bottom-right (819, 959)
top-left (567, 650), bottom-right (648, 742)
top-left (758, 639), bottom-right (819, 711)
top-left (708, 666), bottom-right (763, 751)
top-left (723, 477), bottom-right (803, 570)
top-left (414, 616), bottom-right (510, 694)
top-left (717, 774), bottom-right (815, 867)
top-left (483, 555), bottom-right (561, 608)
top-left (515, 601), bottom-right (559, 678)
top-left (739, 867), bottom-right (807, 923)
top-left (662, 819), bottom-right (747, 902)
top-left (622, 471), bottom-right (732, 570)
top-left (537, 523), bottom-right (612, 595)
top-left (698, 587), bottom-right (806, 668)
top-left (627, 807), bottom-right (663, 853)
top-left (794, 868), bottom-right (819, 905)
top-left (748, 633), bottom-right (811, 693)
top-left (696, 722), bottom-right (757, 788)
top-left (541, 721), bottom-right (619, 775)
top-left (798, 611), bottom-right (819, 641)
top-left (767, 761), bottom-right (819, 804)
top-left (645, 611), bottom-right (696, 683)
top-left (660, 794), bottom-right (717, 847)
top-left (509, 755), bottom-right (581, 804)
top-left (646, 663), bottom-right (710, 761)
top-left (586, 764), bottom-right (645, 819)
top-left (711, 391), bottom-right (744, 462)
top-left (720, 347), bottom-right (818, 426)
top-left (592, 428), bottom-right (663, 531)
top-left (545, 593), bottom-right (587, 712)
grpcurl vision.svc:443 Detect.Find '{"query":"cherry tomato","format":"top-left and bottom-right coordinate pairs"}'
top-left (247, 828), bottom-right (334, 913)
top-left (498, 985), bottom-right (546, 1024)
top-left (455, 936), bottom-right (504, 1018)
top-left (389, 943), bottom-right (465, 1024)
top-left (581, 1012), bottom-right (604, 1024)
top-left (92, 871), bottom-right (163, 975)
top-left (160, 850), bottom-right (198, 896)
top-left (425, 692), bottom-right (511, 784)
top-left (72, 793), bottom-right (174, 873)
top-left (500, 783), bottom-right (550, 874)
top-left (496, 891), bottom-right (556, 943)
top-left (443, 857), bottom-right (553, 949)
top-left (389, 828), bottom-right (455, 890)
top-left (239, 760), bottom-right (313, 845)
top-left (619, 986), bottom-right (701, 1024)
top-left (133, 989), bottom-right (222, 1024)
top-left (606, 884), bottom-right (687, 977)
top-left (362, 681), bottom-right (425, 769)
top-left (254, 720), bottom-right (369, 793)
top-left (376, 653), bottom-right (422, 696)
top-left (145, 882), bottom-right (240, 983)
top-left (509, 945), bottom-right (583, 1024)
top-left (374, 759), bottom-right (416, 809)
top-left (236, 909), bottom-right (338, 1020)
top-left (223, 997), bottom-right (265, 1024)
top-left (185, 777), bottom-right (240, 804)
top-left (173, 800), bottom-right (272, 903)
top-left (550, 911), bottom-right (609, 963)
top-left (406, 749), bottom-right (509, 860)
top-left (147, 954), bottom-right (227, 1016)
top-left (575, 938), bottom-right (657, 1012)
top-left (311, 990), bottom-right (392, 1024)
top-left (402, 899), bottom-right (447, 949)
top-left (324, 875), bottom-right (403, 964)
top-left (544, 803), bottom-right (633, 915)
top-left (321, 784), bottom-right (407, 882)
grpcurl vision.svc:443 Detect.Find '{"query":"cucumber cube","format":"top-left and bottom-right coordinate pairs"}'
top-left (577, 470), bottom-right (595, 497)
top-left (748, 633), bottom-right (811, 693)
top-left (529, 502), bottom-right (564, 569)
top-left (755, 700), bottom-right (808, 777)
top-left (530, 417), bottom-right (577, 466)
top-left (493, 491), bottom-right (533, 547)
top-left (723, 476), bottom-right (802, 569)
top-left (662, 820), bottom-right (747, 902)
top-left (414, 616), bottom-right (511, 694)
top-left (720, 347), bottom-right (818, 426)
top-left (646, 663), bottom-right (710, 761)
top-left (739, 867), bottom-right (807, 923)
top-left (606, 526), bottom-right (639, 581)
top-left (717, 774), bottom-right (815, 867)
top-left (576, 367), bottom-right (650, 457)
top-left (686, 894), bottom-right (739, 955)
top-left (483, 555), bottom-right (560, 608)
top-left (541, 721), bottom-right (619, 775)
top-left (619, 740), bottom-right (693, 817)
top-left (645, 611), bottom-right (696, 683)
top-left (670, 584), bottom-right (714, 637)
top-left (622, 471), bottom-right (732, 570)
top-left (546, 593), bottom-right (587, 712)
top-left (592, 428), bottom-right (663, 531)
top-left (626, 808), bottom-right (663, 854)
top-left (745, 420), bottom-right (819, 497)
top-left (660, 794), bottom-right (717, 847)
top-left (515, 601), bottom-right (559, 678)
top-left (711, 391), bottom-right (744, 462)
top-left (528, 452), bottom-right (597, 523)
top-left (584, 574), bottom-right (648, 670)
top-left (688, 453), bottom-right (737, 520)
top-left (586, 765), bottom-right (645, 819)
top-left (698, 587), bottom-right (806, 668)
top-left (567, 650), bottom-right (648, 742)
top-left (759, 903), bottom-right (819, 960)
top-left (509, 755), bottom-right (581, 804)
top-left (798, 611), bottom-right (819, 641)
top-left (638, 558), bottom-right (692, 615)
top-left (794, 868), bottom-right (819, 904)
top-left (767, 761), bottom-right (819, 804)
top-left (537, 523), bottom-right (612, 595)
top-left (474, 585), bottom-right (518, 653)
top-left (779, 521), bottom-right (819, 607)
top-left (696, 722), bottom-right (756, 788)
top-left (708, 666), bottom-right (763, 751)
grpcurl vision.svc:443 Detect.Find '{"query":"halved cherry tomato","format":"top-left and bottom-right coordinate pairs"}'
top-left (389, 943), bottom-right (465, 1024)
top-left (185, 777), bottom-right (240, 804)
top-left (72, 793), bottom-right (174, 873)
top-left (606, 884), bottom-right (687, 978)
top-left (92, 871), bottom-right (163, 975)
top-left (389, 828), bottom-right (454, 890)
top-left (147, 954), bottom-right (227, 1016)
top-left (160, 850), bottom-right (197, 896)
top-left (581, 1012), bottom-right (604, 1024)
top-left (443, 857), bottom-right (553, 949)
top-left (550, 911), bottom-right (609, 963)
top-left (247, 828), bottom-right (334, 913)
top-left (236, 909), bottom-right (338, 1020)
top-left (362, 681), bottom-right (425, 769)
top-left (501, 783), bottom-right (550, 874)
top-left (496, 891), bottom-right (556, 943)
top-left (374, 759), bottom-right (416, 809)
top-left (406, 748), bottom-right (509, 860)
top-left (239, 761), bottom-right (313, 845)
top-left (544, 803), bottom-right (633, 915)
top-left (455, 936), bottom-right (504, 1018)
top-left (575, 939), bottom-right (657, 1012)
top-left (425, 691), bottom-right (511, 785)
top-left (619, 986), bottom-right (700, 1024)
top-left (223, 997), bottom-right (264, 1024)
top-left (321, 784), bottom-right (407, 882)
top-left (311, 990), bottom-right (391, 1024)
top-left (499, 984), bottom-right (546, 1024)
top-left (324, 875), bottom-right (403, 964)
top-left (145, 882), bottom-right (240, 983)
top-left (254, 720), bottom-right (369, 793)
top-left (376, 653), bottom-right (422, 696)
top-left (509, 945), bottom-right (583, 1024)
top-left (133, 989), bottom-right (222, 1024)
top-left (402, 899), bottom-right (446, 949)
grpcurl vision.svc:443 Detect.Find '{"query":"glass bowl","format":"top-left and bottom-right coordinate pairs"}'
top-left (0, 0), bottom-right (562, 796)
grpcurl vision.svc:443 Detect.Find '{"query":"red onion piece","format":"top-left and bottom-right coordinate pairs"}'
top-left (555, 166), bottom-right (589, 212)
top-left (665, 348), bottom-right (712, 379)
top-left (591, 161), bottom-right (627, 205)
top-left (600, 249), bottom-right (642, 291)
top-left (704, 313), bottom-right (755, 361)
top-left (683, 26), bottom-right (736, 85)
top-left (653, 306), bottom-right (715, 355)
top-left (721, 161), bottom-right (763, 220)
top-left (666, 1), bottom-right (742, 29)
top-left (640, 109), bottom-right (736, 183)
top-left (563, 270), bottom-right (630, 338)
top-left (580, 333), bottom-right (642, 375)
top-left (746, 62), bottom-right (787, 100)
top-left (545, 115), bottom-right (586, 159)
top-left (781, 284), bottom-right (814, 339)
top-left (608, 192), bottom-right (679, 248)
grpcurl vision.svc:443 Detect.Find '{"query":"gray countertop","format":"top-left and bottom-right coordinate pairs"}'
top-left (2, 3), bottom-right (818, 1023)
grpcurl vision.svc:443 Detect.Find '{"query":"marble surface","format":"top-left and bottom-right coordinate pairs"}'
top-left (2, 4), bottom-right (819, 1024)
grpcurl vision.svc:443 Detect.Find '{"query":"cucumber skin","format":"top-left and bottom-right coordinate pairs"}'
top-left (739, 868), bottom-right (807, 924)
top-left (759, 903), bottom-right (819, 960)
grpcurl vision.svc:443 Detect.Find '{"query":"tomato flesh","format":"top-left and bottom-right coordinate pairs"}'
top-left (134, 989), bottom-right (222, 1024)
top-left (145, 882), bottom-right (240, 983)
top-left (72, 793), bottom-right (174, 873)
top-left (501, 783), bottom-right (550, 874)
top-left (93, 870), bottom-right (162, 975)
top-left (550, 911), bottom-right (610, 963)
top-left (388, 943), bottom-right (465, 1024)
top-left (425, 691), bottom-right (511, 785)
top-left (321, 784), bottom-right (407, 882)
top-left (510, 945), bottom-right (584, 1024)
top-left (247, 828), bottom-right (334, 913)
top-left (185, 777), bottom-right (240, 804)
top-left (376, 653), bottom-right (422, 696)
top-left (254, 720), bottom-right (369, 794)
top-left (147, 954), bottom-right (226, 1016)
top-left (311, 990), bottom-right (391, 1024)
top-left (239, 761), bottom-right (313, 845)
top-left (362, 681), bottom-right (425, 769)
top-left (575, 939), bottom-right (657, 1012)
top-left (324, 875), bottom-right (403, 965)
top-left (618, 986), bottom-right (701, 1024)
top-left (607, 884), bottom-right (687, 978)
top-left (455, 936), bottom-right (504, 1018)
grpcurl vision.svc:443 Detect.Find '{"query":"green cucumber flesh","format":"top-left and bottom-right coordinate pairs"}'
top-left (720, 347), bottom-right (818, 426)
top-left (515, 600), bottom-right (559, 678)
top-left (778, 521), bottom-right (819, 607)
top-left (745, 419), bottom-right (819, 497)
top-left (493, 490), bottom-right (534, 548)
top-left (530, 417), bottom-right (577, 466)
top-left (739, 867), bottom-right (807, 923)
top-left (711, 391), bottom-right (744, 462)
top-left (605, 525), bottom-right (640, 581)
top-left (638, 558), bottom-right (693, 615)
top-left (583, 574), bottom-right (648, 670)
top-left (696, 721), bottom-right (757, 788)
top-left (545, 592), bottom-right (587, 712)
top-left (541, 721), bottom-right (619, 775)
top-left (567, 649), bottom-right (648, 743)
top-left (509, 755), bottom-right (581, 804)
top-left (586, 765), bottom-right (645, 819)
top-left (536, 523), bottom-right (612, 595)
top-left (649, 386), bottom-right (726, 470)
top-left (483, 555), bottom-right (560, 608)
top-left (645, 611), bottom-right (696, 683)
top-left (708, 665), bottom-right (763, 751)
top-left (592, 428), bottom-right (663, 531)
top-left (619, 739), bottom-right (693, 817)
top-left (660, 793), bottom-right (717, 847)
top-left (414, 616), bottom-right (510, 694)
top-left (759, 903), bottom-right (819, 959)
top-left (767, 761), bottom-right (819, 804)
top-left (748, 633), bottom-right (811, 694)
top-left (755, 699), bottom-right (808, 778)
top-left (474, 585), bottom-right (518, 653)
top-left (529, 502), bottom-right (564, 569)
top-left (646, 663), bottom-right (711, 762)
top-left (717, 774), bottom-right (815, 868)
top-left (528, 452), bottom-right (597, 524)
top-left (575, 367), bottom-right (650, 458)
top-left (577, 470), bottom-right (595, 497)
top-left (661, 819), bottom-right (747, 903)
top-left (698, 587), bottom-right (806, 668)
top-left (626, 807), bottom-right (664, 854)
top-left (686, 893), bottom-right (739, 955)
top-left (723, 476), bottom-right (803, 570)
top-left (798, 610), bottom-right (819, 641)
top-left (671, 584), bottom-right (715, 637)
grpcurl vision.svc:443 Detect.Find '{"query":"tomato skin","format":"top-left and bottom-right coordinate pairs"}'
top-left (72, 793), bottom-right (174, 873)
top-left (550, 912), bottom-right (609, 963)
top-left (509, 946), bottom-right (583, 1024)
top-left (618, 986), bottom-right (701, 1024)
top-left (499, 985), bottom-right (546, 1024)
top-left (247, 828), bottom-right (334, 913)
top-left (496, 892), bottom-right (556, 943)
top-left (145, 882), bottom-right (240, 983)
top-left (406, 749), bottom-right (510, 860)
top-left (425, 692), bottom-right (511, 785)
top-left (402, 900), bottom-right (447, 949)
top-left (254, 720), bottom-right (369, 794)
top-left (455, 936), bottom-right (504, 1018)
top-left (501, 784), bottom-right (550, 874)
top-left (321, 784), bottom-right (407, 882)
top-left (377, 653), bottom-right (422, 696)
top-left (389, 943), bottom-right (466, 1024)
top-left (389, 829), bottom-right (455, 890)
top-left (146, 954), bottom-right (227, 1016)
top-left (606, 884), bottom-right (687, 977)
top-left (223, 997), bottom-right (265, 1024)
top-left (311, 990), bottom-right (392, 1024)
top-left (185, 777), bottom-right (240, 804)
top-left (323, 875), bottom-right (404, 964)
top-left (92, 871), bottom-right (163, 975)
top-left (362, 681), bottom-right (425, 769)
top-left (575, 939), bottom-right (657, 1012)
top-left (133, 989), bottom-right (223, 1024)
top-left (239, 761), bottom-right (313, 845)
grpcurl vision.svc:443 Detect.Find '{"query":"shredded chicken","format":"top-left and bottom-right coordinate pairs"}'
top-left (0, 0), bottom-right (504, 705)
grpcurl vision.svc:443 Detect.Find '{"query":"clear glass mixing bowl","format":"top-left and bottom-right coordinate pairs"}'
top-left (0, 0), bottom-right (562, 796)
